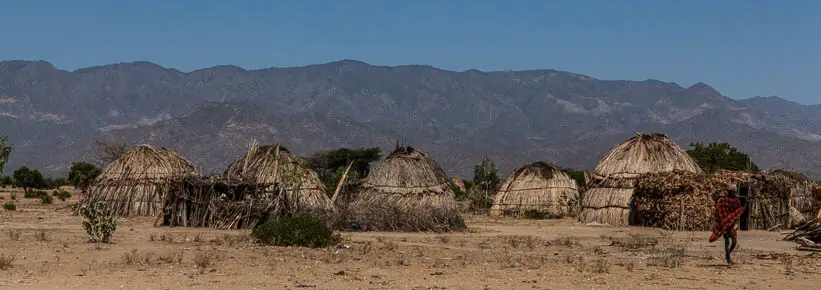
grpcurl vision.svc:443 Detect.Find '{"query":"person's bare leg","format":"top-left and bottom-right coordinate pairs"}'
top-left (724, 236), bottom-right (734, 265)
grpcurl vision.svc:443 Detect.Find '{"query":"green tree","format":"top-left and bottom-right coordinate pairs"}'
top-left (68, 162), bottom-right (102, 191)
top-left (686, 142), bottom-right (759, 173)
top-left (470, 155), bottom-right (500, 209)
top-left (0, 136), bottom-right (11, 176)
top-left (559, 167), bottom-right (590, 190)
top-left (13, 167), bottom-right (47, 192)
top-left (303, 147), bottom-right (381, 193)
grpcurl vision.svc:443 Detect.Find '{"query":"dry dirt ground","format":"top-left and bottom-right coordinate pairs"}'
top-left (1, 187), bottom-right (820, 290)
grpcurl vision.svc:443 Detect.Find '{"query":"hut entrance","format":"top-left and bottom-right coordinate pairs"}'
top-left (738, 183), bottom-right (751, 231)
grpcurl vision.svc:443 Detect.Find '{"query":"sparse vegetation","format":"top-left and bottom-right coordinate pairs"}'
top-left (465, 155), bottom-right (500, 209)
top-left (40, 193), bottom-right (53, 204)
top-left (0, 254), bottom-right (14, 270)
top-left (35, 230), bottom-right (49, 241)
top-left (54, 189), bottom-right (71, 201)
top-left (80, 201), bottom-right (118, 243)
top-left (194, 252), bottom-right (213, 269)
top-left (606, 233), bottom-right (660, 250)
top-left (2, 202), bottom-right (15, 211)
top-left (687, 142), bottom-right (758, 173)
top-left (303, 147), bottom-right (381, 194)
top-left (67, 162), bottom-right (102, 191)
top-left (252, 215), bottom-right (339, 248)
top-left (13, 167), bottom-right (48, 192)
top-left (650, 246), bottom-right (687, 268)
top-left (7, 230), bottom-right (20, 241)
top-left (23, 190), bottom-right (45, 199)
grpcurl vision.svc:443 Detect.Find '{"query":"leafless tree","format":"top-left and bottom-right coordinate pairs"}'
top-left (95, 138), bottom-right (129, 165)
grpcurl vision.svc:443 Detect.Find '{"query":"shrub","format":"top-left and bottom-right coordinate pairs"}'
top-left (24, 190), bottom-right (48, 199)
top-left (80, 201), bottom-right (117, 243)
top-left (55, 190), bottom-right (71, 201)
top-left (40, 194), bottom-right (53, 204)
top-left (252, 215), bottom-right (339, 248)
top-left (2, 202), bottom-right (15, 211)
top-left (9, 192), bottom-right (15, 200)
top-left (0, 254), bottom-right (13, 270)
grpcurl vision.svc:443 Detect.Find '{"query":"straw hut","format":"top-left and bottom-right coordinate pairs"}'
top-left (490, 162), bottom-right (579, 218)
top-left (579, 133), bottom-right (703, 226)
top-left (343, 146), bottom-right (464, 232)
top-left (223, 143), bottom-right (331, 213)
top-left (79, 145), bottom-right (198, 216)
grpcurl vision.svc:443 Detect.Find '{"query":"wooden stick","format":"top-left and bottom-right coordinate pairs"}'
top-left (331, 160), bottom-right (354, 204)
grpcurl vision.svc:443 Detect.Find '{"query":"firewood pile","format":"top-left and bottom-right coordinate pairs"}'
top-left (784, 218), bottom-right (821, 252)
top-left (633, 171), bottom-right (728, 231)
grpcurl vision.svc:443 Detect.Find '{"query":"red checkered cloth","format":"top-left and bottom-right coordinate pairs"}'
top-left (709, 196), bottom-right (744, 242)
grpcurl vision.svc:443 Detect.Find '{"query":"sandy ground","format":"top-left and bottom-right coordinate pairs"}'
top-left (1, 187), bottom-right (820, 290)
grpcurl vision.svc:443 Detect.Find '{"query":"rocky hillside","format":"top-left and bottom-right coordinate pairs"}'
top-left (1, 60), bottom-right (820, 178)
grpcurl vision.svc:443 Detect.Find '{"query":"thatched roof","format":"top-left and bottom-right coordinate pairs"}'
top-left (95, 144), bottom-right (198, 183)
top-left (223, 143), bottom-right (330, 210)
top-left (359, 146), bottom-right (452, 196)
top-left (80, 144), bottom-right (199, 216)
top-left (491, 162), bottom-right (579, 217)
top-left (344, 146), bottom-right (462, 232)
top-left (592, 133), bottom-right (702, 180)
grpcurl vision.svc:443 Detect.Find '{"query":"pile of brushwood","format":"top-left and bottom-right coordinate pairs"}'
top-left (633, 171), bottom-right (727, 231)
top-left (784, 218), bottom-right (821, 252)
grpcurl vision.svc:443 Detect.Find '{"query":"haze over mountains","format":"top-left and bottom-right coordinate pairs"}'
top-left (1, 59), bottom-right (820, 178)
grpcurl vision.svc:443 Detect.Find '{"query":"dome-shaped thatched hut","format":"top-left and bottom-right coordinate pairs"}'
top-left (223, 143), bottom-right (331, 212)
top-left (490, 162), bottom-right (579, 218)
top-left (79, 144), bottom-right (199, 216)
top-left (344, 146), bottom-right (464, 231)
top-left (580, 133), bottom-right (703, 226)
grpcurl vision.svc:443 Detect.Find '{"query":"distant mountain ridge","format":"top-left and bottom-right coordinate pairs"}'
top-left (2, 59), bottom-right (821, 178)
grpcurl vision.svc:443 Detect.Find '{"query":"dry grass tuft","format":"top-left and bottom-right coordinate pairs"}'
top-left (607, 233), bottom-right (659, 250)
top-left (7, 230), bottom-right (20, 241)
top-left (0, 254), bottom-right (14, 270)
top-left (549, 236), bottom-right (580, 247)
top-left (650, 246), bottom-right (687, 268)
top-left (194, 252), bottom-right (213, 269)
top-left (157, 250), bottom-right (185, 264)
top-left (123, 249), bottom-right (141, 265)
top-left (35, 230), bottom-right (49, 242)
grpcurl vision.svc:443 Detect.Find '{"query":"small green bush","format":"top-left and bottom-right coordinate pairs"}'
top-left (9, 192), bottom-right (15, 200)
top-left (40, 194), bottom-right (53, 204)
top-left (252, 215), bottom-right (339, 248)
top-left (2, 202), bottom-right (15, 211)
top-left (24, 190), bottom-right (48, 199)
top-left (81, 201), bottom-right (117, 243)
top-left (54, 190), bottom-right (71, 201)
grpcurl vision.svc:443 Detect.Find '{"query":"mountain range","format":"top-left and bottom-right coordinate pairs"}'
top-left (1, 59), bottom-right (820, 179)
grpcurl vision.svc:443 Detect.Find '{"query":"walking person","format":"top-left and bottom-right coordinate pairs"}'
top-left (709, 188), bottom-right (744, 265)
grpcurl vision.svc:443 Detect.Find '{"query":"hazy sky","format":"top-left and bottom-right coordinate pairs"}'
top-left (2, 0), bottom-right (819, 104)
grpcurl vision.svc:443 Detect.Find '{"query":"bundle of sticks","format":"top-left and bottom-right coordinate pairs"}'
top-left (784, 218), bottom-right (821, 252)
top-left (634, 171), bottom-right (726, 231)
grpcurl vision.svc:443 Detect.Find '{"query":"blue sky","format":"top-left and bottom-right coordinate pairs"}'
top-left (2, 0), bottom-right (819, 104)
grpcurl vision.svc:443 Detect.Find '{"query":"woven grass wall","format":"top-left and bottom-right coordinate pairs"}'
top-left (343, 147), bottom-right (464, 232)
top-left (79, 145), bottom-right (199, 216)
top-left (224, 143), bottom-right (331, 212)
top-left (490, 162), bottom-right (579, 218)
top-left (580, 133), bottom-right (703, 226)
